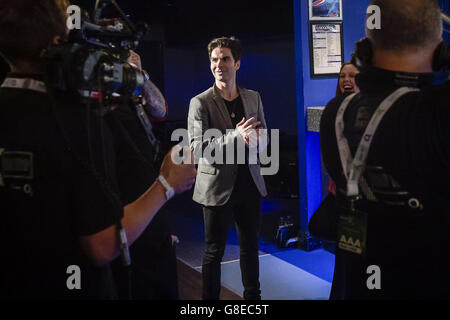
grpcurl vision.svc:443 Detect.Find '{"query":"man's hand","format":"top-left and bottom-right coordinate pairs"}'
top-left (236, 117), bottom-right (261, 147)
top-left (128, 50), bottom-right (142, 70)
top-left (328, 180), bottom-right (337, 196)
top-left (171, 235), bottom-right (180, 246)
top-left (248, 125), bottom-right (267, 149)
top-left (160, 145), bottom-right (197, 194)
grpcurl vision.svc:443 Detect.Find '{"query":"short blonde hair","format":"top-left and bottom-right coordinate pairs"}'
top-left (366, 0), bottom-right (442, 51)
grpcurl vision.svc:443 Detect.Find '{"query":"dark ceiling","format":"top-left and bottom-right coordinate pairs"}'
top-left (71, 0), bottom-right (294, 46)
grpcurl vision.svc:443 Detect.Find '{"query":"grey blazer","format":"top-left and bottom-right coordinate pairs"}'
top-left (187, 84), bottom-right (268, 207)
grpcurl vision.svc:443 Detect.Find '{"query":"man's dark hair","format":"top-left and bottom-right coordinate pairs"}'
top-left (366, 0), bottom-right (442, 51)
top-left (208, 36), bottom-right (243, 62)
top-left (0, 0), bottom-right (69, 65)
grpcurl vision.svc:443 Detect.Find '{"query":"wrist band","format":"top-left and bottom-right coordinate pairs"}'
top-left (158, 174), bottom-right (175, 200)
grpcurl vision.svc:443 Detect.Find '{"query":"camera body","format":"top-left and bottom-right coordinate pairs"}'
top-left (42, 0), bottom-right (148, 112)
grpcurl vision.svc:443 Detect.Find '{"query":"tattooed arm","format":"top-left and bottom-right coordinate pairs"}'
top-left (128, 50), bottom-right (167, 121)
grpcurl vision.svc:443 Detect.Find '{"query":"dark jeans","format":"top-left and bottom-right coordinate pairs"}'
top-left (202, 166), bottom-right (262, 300)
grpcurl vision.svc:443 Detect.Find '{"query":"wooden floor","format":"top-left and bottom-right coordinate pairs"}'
top-left (177, 259), bottom-right (243, 300)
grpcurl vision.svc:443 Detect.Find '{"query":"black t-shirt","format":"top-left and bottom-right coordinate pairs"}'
top-left (105, 108), bottom-right (158, 205)
top-left (106, 101), bottom-right (177, 299)
top-left (223, 96), bottom-right (254, 173)
top-left (320, 68), bottom-right (450, 299)
top-left (106, 105), bottom-right (173, 247)
top-left (223, 95), bottom-right (245, 128)
top-left (0, 73), bottom-right (123, 299)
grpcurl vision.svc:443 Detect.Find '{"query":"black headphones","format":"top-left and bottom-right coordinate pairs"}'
top-left (433, 41), bottom-right (450, 72)
top-left (350, 38), bottom-right (373, 71)
top-left (350, 37), bottom-right (450, 86)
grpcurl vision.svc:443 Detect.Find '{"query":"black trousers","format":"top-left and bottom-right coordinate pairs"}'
top-left (202, 166), bottom-right (262, 300)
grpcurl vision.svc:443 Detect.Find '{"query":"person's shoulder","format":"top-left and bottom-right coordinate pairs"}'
top-left (239, 87), bottom-right (260, 97)
top-left (0, 87), bottom-right (50, 111)
top-left (0, 86), bottom-right (48, 98)
top-left (399, 84), bottom-right (450, 112)
top-left (421, 83), bottom-right (450, 102)
top-left (319, 95), bottom-right (347, 133)
top-left (324, 95), bottom-right (345, 115)
top-left (238, 87), bottom-right (262, 105)
top-left (192, 86), bottom-right (214, 101)
top-left (189, 87), bottom-right (214, 110)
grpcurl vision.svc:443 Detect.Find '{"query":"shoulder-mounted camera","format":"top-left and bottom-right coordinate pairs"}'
top-left (41, 0), bottom-right (149, 113)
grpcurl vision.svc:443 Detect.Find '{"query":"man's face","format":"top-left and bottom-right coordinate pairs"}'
top-left (210, 47), bottom-right (240, 83)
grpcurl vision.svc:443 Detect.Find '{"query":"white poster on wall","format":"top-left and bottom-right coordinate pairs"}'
top-left (311, 23), bottom-right (342, 76)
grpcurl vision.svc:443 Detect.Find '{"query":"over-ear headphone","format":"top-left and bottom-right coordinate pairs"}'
top-left (351, 37), bottom-right (450, 86)
top-left (351, 37), bottom-right (450, 72)
top-left (432, 41), bottom-right (450, 72)
top-left (350, 38), bottom-right (373, 71)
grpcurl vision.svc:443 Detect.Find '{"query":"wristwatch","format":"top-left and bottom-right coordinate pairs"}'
top-left (158, 175), bottom-right (175, 200)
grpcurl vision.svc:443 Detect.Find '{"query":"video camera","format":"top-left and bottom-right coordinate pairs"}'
top-left (42, 0), bottom-right (149, 114)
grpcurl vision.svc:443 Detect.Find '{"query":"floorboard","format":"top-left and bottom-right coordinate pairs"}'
top-left (177, 259), bottom-right (243, 300)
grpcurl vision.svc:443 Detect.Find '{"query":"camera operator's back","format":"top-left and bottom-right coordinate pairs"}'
top-left (320, 0), bottom-right (450, 299)
top-left (0, 73), bottom-right (124, 299)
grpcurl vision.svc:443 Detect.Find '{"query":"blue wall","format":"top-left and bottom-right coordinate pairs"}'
top-left (162, 0), bottom-right (449, 233)
top-left (294, 0), bottom-right (371, 230)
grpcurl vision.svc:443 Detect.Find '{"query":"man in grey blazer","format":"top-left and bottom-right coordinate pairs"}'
top-left (188, 37), bottom-right (268, 300)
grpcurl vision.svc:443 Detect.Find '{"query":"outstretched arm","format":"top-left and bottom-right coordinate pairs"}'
top-left (80, 147), bottom-right (196, 266)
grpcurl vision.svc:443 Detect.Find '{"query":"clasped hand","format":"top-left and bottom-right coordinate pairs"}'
top-left (236, 117), bottom-right (263, 148)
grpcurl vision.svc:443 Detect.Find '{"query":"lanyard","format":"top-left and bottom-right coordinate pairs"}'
top-left (335, 87), bottom-right (419, 198)
top-left (1, 78), bottom-right (47, 93)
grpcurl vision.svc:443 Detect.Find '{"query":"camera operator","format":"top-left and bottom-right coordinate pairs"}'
top-left (107, 51), bottom-right (181, 299)
top-left (0, 0), bottom-right (196, 299)
top-left (320, 0), bottom-right (450, 299)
